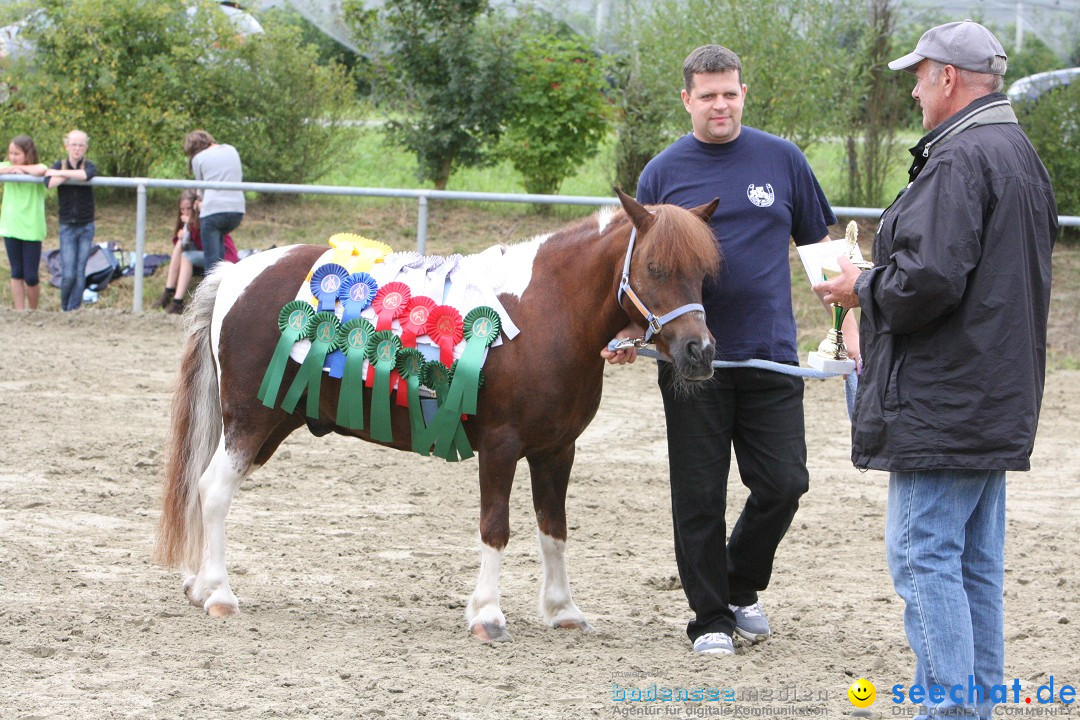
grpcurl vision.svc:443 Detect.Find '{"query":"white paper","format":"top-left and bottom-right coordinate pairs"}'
top-left (796, 240), bottom-right (867, 287)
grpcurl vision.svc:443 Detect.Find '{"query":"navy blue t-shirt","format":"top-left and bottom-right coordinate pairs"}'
top-left (637, 127), bottom-right (835, 363)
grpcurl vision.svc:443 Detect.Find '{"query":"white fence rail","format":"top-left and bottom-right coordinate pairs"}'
top-left (6, 174), bottom-right (1078, 313)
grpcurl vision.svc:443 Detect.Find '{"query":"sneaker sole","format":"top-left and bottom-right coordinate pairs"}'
top-left (695, 648), bottom-right (735, 656)
top-left (733, 627), bottom-right (770, 643)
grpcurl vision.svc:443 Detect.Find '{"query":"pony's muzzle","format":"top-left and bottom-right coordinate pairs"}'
top-left (675, 335), bottom-right (715, 381)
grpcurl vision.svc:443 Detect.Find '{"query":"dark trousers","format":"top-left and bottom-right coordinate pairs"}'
top-left (4, 237), bottom-right (42, 285)
top-left (658, 363), bottom-right (809, 641)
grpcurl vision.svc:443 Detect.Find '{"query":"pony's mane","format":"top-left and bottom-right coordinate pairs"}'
top-left (641, 205), bottom-right (721, 277)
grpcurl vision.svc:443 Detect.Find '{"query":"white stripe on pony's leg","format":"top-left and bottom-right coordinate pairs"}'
top-left (538, 532), bottom-right (591, 631)
top-left (466, 541), bottom-right (508, 639)
top-left (184, 438), bottom-right (247, 617)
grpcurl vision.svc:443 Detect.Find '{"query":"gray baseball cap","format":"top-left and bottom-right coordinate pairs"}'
top-left (888, 19), bottom-right (1007, 75)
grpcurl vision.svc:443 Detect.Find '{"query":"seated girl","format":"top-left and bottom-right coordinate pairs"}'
top-left (157, 189), bottom-right (238, 314)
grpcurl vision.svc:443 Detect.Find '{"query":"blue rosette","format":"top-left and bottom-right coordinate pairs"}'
top-left (309, 263), bottom-right (350, 312)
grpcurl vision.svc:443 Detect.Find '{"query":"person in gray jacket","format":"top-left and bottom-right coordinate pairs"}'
top-left (183, 129), bottom-right (244, 271)
top-left (815, 20), bottom-right (1056, 720)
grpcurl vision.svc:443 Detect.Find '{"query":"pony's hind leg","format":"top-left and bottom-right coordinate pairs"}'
top-left (529, 445), bottom-right (591, 631)
top-left (184, 439), bottom-right (249, 617)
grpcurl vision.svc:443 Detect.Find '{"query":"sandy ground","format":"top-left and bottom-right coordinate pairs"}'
top-left (1, 308), bottom-right (1078, 720)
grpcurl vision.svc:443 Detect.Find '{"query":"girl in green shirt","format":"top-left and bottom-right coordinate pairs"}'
top-left (1, 135), bottom-right (48, 309)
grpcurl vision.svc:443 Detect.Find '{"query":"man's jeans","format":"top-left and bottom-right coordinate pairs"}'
top-left (887, 469), bottom-right (1006, 720)
top-left (199, 212), bottom-right (243, 271)
top-left (59, 222), bottom-right (95, 311)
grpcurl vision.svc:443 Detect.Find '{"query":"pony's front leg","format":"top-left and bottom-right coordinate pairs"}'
top-left (466, 441), bottom-right (519, 643)
top-left (184, 441), bottom-right (247, 617)
top-left (528, 445), bottom-right (591, 632)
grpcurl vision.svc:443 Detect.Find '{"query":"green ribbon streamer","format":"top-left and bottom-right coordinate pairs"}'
top-left (396, 349), bottom-right (428, 454)
top-left (335, 318), bottom-right (374, 430)
top-left (258, 301), bottom-right (315, 409)
top-left (365, 330), bottom-right (401, 443)
top-left (424, 308), bottom-right (500, 461)
top-left (417, 361), bottom-right (466, 461)
top-left (280, 311), bottom-right (340, 418)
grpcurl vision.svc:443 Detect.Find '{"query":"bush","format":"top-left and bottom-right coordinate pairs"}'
top-left (1018, 82), bottom-right (1080, 216)
top-left (499, 29), bottom-right (612, 196)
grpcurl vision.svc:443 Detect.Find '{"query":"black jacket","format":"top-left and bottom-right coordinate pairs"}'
top-left (51, 157), bottom-right (96, 225)
top-left (851, 93), bottom-right (1057, 471)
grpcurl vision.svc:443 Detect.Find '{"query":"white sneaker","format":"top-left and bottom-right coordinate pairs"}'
top-left (692, 632), bottom-right (735, 655)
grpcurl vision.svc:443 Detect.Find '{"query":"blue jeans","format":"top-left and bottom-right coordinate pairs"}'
top-left (199, 212), bottom-right (242, 271)
top-left (59, 222), bottom-right (96, 311)
top-left (886, 469), bottom-right (1006, 720)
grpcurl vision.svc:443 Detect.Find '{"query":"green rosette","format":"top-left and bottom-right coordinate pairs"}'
top-left (334, 317), bottom-right (375, 430)
top-left (258, 301), bottom-right (315, 408)
top-left (395, 348), bottom-right (428, 455)
top-left (280, 311), bottom-right (340, 418)
top-left (425, 307), bottom-right (500, 461)
top-left (422, 360), bottom-right (451, 398)
top-left (365, 330), bottom-right (402, 443)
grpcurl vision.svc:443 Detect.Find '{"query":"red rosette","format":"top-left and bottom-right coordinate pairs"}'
top-left (427, 305), bottom-right (464, 367)
top-left (400, 295), bottom-right (437, 349)
top-left (372, 281), bottom-right (412, 331)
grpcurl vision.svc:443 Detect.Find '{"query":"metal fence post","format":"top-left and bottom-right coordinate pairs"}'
top-left (133, 181), bottom-right (147, 314)
top-left (416, 194), bottom-right (428, 255)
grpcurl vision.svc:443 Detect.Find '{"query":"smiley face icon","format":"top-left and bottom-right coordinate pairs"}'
top-left (848, 678), bottom-right (876, 709)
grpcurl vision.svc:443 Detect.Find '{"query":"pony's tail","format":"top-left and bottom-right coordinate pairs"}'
top-left (155, 272), bottom-right (226, 573)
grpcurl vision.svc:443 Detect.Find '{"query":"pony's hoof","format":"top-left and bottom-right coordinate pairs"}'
top-left (471, 622), bottom-right (512, 644)
top-left (183, 578), bottom-right (203, 608)
top-left (554, 618), bottom-right (594, 632)
top-left (207, 603), bottom-right (239, 619)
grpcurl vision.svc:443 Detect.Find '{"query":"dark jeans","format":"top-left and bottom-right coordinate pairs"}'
top-left (657, 362), bottom-right (809, 641)
top-left (59, 222), bottom-right (96, 311)
top-left (3, 237), bottom-right (42, 285)
top-left (199, 212), bottom-right (243, 271)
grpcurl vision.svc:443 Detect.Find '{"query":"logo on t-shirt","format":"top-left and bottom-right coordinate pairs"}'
top-left (746, 183), bottom-right (775, 208)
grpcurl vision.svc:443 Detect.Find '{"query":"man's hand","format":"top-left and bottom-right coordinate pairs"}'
top-left (600, 323), bottom-right (645, 365)
top-left (813, 256), bottom-right (863, 309)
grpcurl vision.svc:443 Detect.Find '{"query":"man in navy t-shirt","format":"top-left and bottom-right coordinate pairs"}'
top-left (603, 45), bottom-right (845, 657)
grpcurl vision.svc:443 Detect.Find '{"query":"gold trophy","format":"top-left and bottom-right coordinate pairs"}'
top-left (808, 221), bottom-right (872, 374)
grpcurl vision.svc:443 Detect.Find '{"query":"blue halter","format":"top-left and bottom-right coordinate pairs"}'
top-left (609, 226), bottom-right (706, 351)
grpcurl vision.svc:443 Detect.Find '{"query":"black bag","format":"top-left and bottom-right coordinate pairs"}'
top-left (84, 243), bottom-right (122, 291)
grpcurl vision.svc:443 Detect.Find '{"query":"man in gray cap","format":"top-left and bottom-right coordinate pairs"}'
top-left (815, 19), bottom-right (1057, 720)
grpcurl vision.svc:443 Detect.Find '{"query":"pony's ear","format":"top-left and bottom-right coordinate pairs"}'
top-left (614, 187), bottom-right (655, 233)
top-left (689, 198), bottom-right (719, 223)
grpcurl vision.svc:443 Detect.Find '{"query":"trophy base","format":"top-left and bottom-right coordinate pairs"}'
top-left (808, 351), bottom-right (856, 375)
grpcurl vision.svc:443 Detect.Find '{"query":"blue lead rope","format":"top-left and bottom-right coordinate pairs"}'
top-left (633, 347), bottom-right (859, 421)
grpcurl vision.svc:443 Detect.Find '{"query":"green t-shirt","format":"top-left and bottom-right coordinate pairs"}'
top-left (0, 161), bottom-right (47, 241)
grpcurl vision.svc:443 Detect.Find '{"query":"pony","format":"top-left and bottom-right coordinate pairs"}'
top-left (155, 189), bottom-right (720, 643)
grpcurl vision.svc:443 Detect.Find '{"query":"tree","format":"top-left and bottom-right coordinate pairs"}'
top-left (346, 0), bottom-right (517, 190)
top-left (499, 26), bottom-right (612, 197)
top-left (1018, 83), bottom-right (1080, 216)
top-left (611, 0), bottom-right (861, 192)
top-left (1002, 31), bottom-right (1065, 86)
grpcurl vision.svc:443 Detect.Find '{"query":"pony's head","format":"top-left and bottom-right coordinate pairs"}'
top-left (615, 188), bottom-right (720, 382)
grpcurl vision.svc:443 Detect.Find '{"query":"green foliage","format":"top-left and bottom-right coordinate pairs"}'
top-left (1003, 32), bottom-right (1065, 85)
top-left (192, 23), bottom-right (356, 184)
top-left (499, 28), bottom-right (612, 196)
top-left (610, 0), bottom-right (862, 190)
top-left (255, 5), bottom-right (371, 96)
top-left (346, 0), bottom-right (517, 190)
top-left (1018, 83), bottom-right (1080, 216)
top-left (0, 0), bottom-right (357, 185)
top-left (0, 0), bottom-right (227, 177)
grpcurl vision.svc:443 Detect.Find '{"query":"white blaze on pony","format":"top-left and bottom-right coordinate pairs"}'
top-left (155, 189), bottom-right (720, 642)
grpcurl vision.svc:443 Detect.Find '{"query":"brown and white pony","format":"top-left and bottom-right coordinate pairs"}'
top-left (155, 189), bottom-right (719, 642)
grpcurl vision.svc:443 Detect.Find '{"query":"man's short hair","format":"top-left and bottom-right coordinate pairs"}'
top-left (682, 45), bottom-right (743, 90)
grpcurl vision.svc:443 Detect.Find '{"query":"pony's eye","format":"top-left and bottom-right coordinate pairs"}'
top-left (647, 261), bottom-right (672, 280)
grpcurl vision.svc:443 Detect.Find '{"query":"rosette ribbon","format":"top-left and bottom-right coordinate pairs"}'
top-left (396, 295), bottom-right (436, 407)
top-left (309, 263), bottom-right (349, 312)
top-left (258, 301), bottom-right (315, 409)
top-left (419, 361), bottom-right (472, 461)
top-left (425, 307), bottom-right (500, 461)
top-left (334, 317), bottom-right (375, 430)
top-left (367, 281), bottom-right (411, 389)
top-left (280, 311), bottom-right (341, 418)
top-left (365, 330), bottom-right (402, 443)
top-left (327, 272), bottom-right (379, 379)
top-left (426, 305), bottom-right (464, 368)
top-left (396, 348), bottom-right (428, 454)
